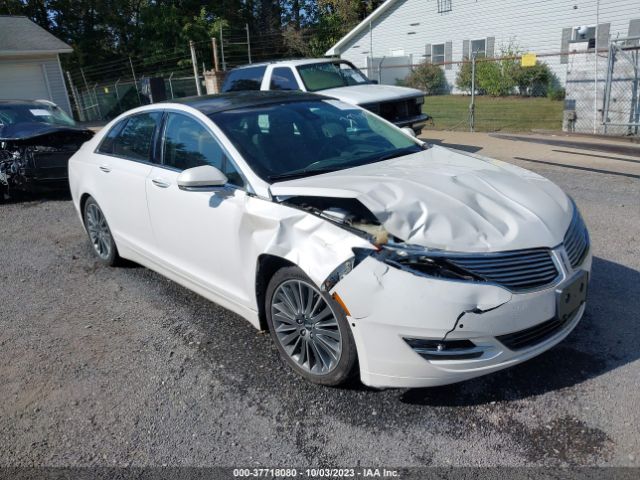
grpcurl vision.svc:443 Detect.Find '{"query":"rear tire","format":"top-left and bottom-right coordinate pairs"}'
top-left (265, 266), bottom-right (358, 386)
top-left (83, 196), bottom-right (119, 266)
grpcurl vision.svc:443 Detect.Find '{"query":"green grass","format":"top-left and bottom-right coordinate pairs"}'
top-left (422, 95), bottom-right (564, 132)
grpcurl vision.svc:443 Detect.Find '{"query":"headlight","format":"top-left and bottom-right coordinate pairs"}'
top-left (357, 244), bottom-right (482, 282)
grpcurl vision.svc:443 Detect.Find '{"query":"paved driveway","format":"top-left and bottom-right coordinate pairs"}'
top-left (0, 132), bottom-right (638, 467)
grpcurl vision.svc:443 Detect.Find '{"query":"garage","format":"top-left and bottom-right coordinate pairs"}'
top-left (0, 16), bottom-right (73, 114)
top-left (0, 62), bottom-right (50, 100)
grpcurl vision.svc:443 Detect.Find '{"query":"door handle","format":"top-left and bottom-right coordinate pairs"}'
top-left (152, 178), bottom-right (171, 188)
top-left (99, 165), bottom-right (111, 173)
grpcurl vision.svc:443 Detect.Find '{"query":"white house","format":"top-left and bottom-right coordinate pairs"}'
top-left (0, 16), bottom-right (73, 114)
top-left (326, 0), bottom-right (640, 90)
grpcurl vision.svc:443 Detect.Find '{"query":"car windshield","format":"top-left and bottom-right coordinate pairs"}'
top-left (209, 99), bottom-right (423, 182)
top-left (0, 103), bottom-right (76, 127)
top-left (296, 61), bottom-right (370, 92)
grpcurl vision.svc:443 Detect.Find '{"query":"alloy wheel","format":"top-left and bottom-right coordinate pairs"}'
top-left (270, 279), bottom-right (342, 375)
top-left (85, 203), bottom-right (112, 260)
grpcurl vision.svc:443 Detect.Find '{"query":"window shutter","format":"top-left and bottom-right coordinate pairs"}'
top-left (596, 23), bottom-right (610, 50)
top-left (462, 39), bottom-right (469, 60)
top-left (628, 19), bottom-right (640, 46)
top-left (560, 28), bottom-right (572, 64)
top-left (486, 37), bottom-right (495, 58)
top-left (445, 41), bottom-right (452, 70)
top-left (424, 43), bottom-right (432, 63)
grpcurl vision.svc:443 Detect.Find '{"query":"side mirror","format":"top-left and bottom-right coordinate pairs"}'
top-left (370, 80), bottom-right (379, 84)
top-left (401, 127), bottom-right (416, 138)
top-left (177, 165), bottom-right (228, 190)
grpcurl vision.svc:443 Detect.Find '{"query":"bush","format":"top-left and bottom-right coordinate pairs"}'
top-left (455, 60), bottom-right (515, 96)
top-left (547, 85), bottom-right (566, 101)
top-left (455, 62), bottom-right (473, 93)
top-left (456, 55), bottom-right (561, 98)
top-left (512, 62), bottom-right (552, 97)
top-left (477, 61), bottom-right (514, 96)
top-left (404, 62), bottom-right (447, 95)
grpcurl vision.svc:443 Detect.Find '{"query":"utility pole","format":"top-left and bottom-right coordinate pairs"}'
top-left (594, 0), bottom-right (600, 134)
top-left (245, 24), bottom-right (252, 64)
top-left (212, 37), bottom-right (220, 72)
top-left (189, 40), bottom-right (202, 96)
top-left (220, 25), bottom-right (226, 71)
top-left (129, 57), bottom-right (141, 104)
top-left (469, 52), bottom-right (476, 132)
top-left (369, 20), bottom-right (373, 66)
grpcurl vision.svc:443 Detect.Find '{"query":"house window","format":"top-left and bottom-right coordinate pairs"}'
top-left (573, 25), bottom-right (596, 41)
top-left (432, 44), bottom-right (445, 64)
top-left (471, 39), bottom-right (486, 57)
top-left (437, 0), bottom-right (452, 13)
top-left (572, 25), bottom-right (596, 48)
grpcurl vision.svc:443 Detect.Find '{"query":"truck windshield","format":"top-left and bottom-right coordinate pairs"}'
top-left (296, 61), bottom-right (370, 92)
top-left (209, 99), bottom-right (423, 182)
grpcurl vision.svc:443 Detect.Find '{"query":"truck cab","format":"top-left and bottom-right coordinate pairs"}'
top-left (221, 59), bottom-right (430, 134)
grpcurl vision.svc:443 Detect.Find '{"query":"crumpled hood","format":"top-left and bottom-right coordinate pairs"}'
top-left (270, 146), bottom-right (573, 252)
top-left (0, 122), bottom-right (94, 142)
top-left (320, 84), bottom-right (423, 105)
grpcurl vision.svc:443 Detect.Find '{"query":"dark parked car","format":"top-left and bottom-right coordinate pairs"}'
top-left (0, 100), bottom-right (94, 200)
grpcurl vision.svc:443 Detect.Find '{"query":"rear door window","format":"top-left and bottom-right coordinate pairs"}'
top-left (270, 67), bottom-right (300, 91)
top-left (222, 66), bottom-right (266, 92)
top-left (99, 112), bottom-right (161, 161)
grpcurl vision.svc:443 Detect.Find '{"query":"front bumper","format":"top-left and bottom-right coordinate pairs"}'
top-left (393, 113), bottom-right (431, 132)
top-left (332, 249), bottom-right (592, 388)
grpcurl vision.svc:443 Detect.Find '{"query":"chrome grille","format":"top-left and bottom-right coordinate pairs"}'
top-left (449, 248), bottom-right (560, 292)
top-left (564, 207), bottom-right (589, 268)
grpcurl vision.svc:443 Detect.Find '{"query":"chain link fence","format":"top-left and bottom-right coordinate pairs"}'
top-left (65, 33), bottom-right (639, 138)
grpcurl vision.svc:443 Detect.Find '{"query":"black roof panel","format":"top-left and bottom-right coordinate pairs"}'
top-left (170, 91), bottom-right (326, 115)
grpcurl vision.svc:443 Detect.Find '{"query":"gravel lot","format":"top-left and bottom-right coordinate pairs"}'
top-left (0, 133), bottom-right (639, 468)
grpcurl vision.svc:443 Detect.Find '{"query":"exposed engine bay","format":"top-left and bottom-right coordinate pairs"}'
top-left (280, 196), bottom-right (391, 245)
top-left (0, 128), bottom-right (93, 199)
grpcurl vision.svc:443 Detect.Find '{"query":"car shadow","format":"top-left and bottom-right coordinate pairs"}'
top-left (422, 138), bottom-right (483, 153)
top-left (1, 188), bottom-right (71, 204)
top-left (399, 256), bottom-right (639, 406)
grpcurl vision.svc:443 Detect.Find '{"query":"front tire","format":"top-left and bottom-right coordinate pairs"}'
top-left (83, 197), bottom-right (119, 266)
top-left (265, 266), bottom-right (358, 386)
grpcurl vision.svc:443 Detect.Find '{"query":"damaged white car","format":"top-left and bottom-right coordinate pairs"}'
top-left (68, 91), bottom-right (591, 388)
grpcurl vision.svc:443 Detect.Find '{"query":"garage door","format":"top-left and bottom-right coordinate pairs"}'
top-left (0, 63), bottom-right (50, 101)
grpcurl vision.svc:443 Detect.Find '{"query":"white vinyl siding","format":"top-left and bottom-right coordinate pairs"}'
top-left (337, 0), bottom-right (639, 91)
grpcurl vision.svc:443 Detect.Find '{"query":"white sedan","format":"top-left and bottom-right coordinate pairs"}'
top-left (68, 91), bottom-right (591, 388)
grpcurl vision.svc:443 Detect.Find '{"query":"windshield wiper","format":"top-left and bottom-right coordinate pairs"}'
top-left (268, 168), bottom-right (338, 182)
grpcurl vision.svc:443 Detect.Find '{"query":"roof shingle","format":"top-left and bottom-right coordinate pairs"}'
top-left (0, 15), bottom-right (72, 55)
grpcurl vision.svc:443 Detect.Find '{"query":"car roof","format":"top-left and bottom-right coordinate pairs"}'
top-left (170, 90), bottom-right (327, 115)
top-left (0, 99), bottom-right (52, 106)
top-left (230, 58), bottom-right (342, 70)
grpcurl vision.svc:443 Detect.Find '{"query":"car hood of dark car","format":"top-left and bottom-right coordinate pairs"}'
top-left (0, 122), bottom-right (94, 143)
top-left (269, 145), bottom-right (573, 253)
